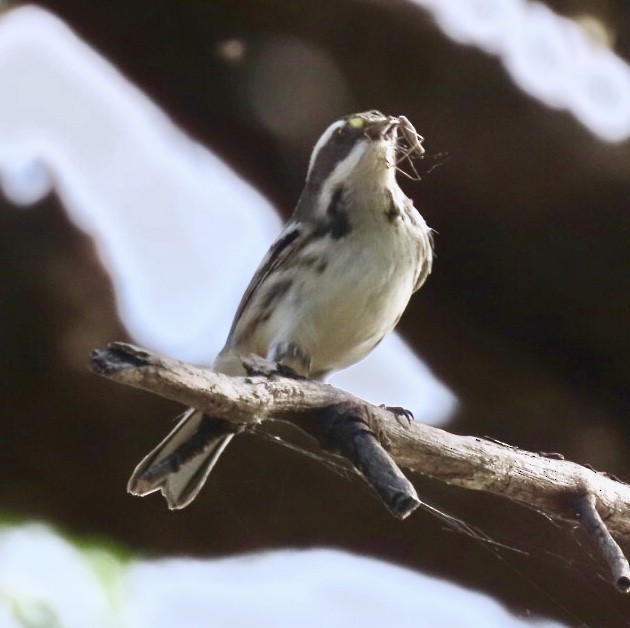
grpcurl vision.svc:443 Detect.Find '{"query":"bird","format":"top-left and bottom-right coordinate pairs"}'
top-left (127, 110), bottom-right (434, 509)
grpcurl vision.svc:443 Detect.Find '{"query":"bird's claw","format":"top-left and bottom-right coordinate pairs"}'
top-left (242, 354), bottom-right (306, 380)
top-left (380, 405), bottom-right (414, 427)
top-left (272, 342), bottom-right (312, 378)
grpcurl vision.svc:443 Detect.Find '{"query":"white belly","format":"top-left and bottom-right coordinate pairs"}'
top-left (268, 224), bottom-right (420, 375)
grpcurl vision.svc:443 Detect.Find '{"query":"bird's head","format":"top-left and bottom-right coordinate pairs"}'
top-left (305, 111), bottom-right (424, 192)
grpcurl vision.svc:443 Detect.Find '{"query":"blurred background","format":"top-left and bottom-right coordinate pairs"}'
top-left (0, 0), bottom-right (628, 626)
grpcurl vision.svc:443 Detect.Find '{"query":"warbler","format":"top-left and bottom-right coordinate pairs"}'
top-left (128, 111), bottom-right (434, 508)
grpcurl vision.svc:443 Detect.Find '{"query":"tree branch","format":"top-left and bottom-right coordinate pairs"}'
top-left (91, 342), bottom-right (630, 591)
top-left (574, 493), bottom-right (630, 593)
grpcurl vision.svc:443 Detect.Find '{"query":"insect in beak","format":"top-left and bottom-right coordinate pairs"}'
top-left (397, 115), bottom-right (425, 158)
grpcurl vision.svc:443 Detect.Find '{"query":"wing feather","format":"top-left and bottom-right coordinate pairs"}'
top-left (226, 222), bottom-right (304, 338)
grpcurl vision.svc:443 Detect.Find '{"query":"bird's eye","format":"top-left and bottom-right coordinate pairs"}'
top-left (347, 117), bottom-right (364, 129)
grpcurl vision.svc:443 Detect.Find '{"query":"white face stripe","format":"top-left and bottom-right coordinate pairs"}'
top-left (307, 119), bottom-right (345, 176)
top-left (316, 141), bottom-right (366, 212)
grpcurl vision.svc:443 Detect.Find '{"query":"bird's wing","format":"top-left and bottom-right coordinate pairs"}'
top-left (225, 221), bottom-right (304, 339)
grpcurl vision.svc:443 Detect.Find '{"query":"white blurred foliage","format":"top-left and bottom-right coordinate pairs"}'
top-left (0, 5), bottom-right (277, 362)
top-left (0, 525), bottom-right (113, 628)
top-left (0, 524), bottom-right (565, 628)
top-left (0, 5), bottom-right (455, 423)
top-left (416, 0), bottom-right (630, 142)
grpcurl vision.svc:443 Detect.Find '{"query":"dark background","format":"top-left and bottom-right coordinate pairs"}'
top-left (1, 0), bottom-right (629, 625)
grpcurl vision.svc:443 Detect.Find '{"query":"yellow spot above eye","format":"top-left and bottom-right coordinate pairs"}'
top-left (347, 117), bottom-right (364, 129)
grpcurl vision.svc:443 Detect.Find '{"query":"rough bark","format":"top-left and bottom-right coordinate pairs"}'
top-left (91, 342), bottom-right (630, 591)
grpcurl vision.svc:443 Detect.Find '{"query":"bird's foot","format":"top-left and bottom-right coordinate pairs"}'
top-left (380, 405), bottom-right (414, 427)
top-left (271, 342), bottom-right (312, 379)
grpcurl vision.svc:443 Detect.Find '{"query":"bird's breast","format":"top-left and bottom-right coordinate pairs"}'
top-left (274, 218), bottom-right (423, 373)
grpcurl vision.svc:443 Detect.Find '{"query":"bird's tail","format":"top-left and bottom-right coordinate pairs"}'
top-left (127, 408), bottom-right (236, 509)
